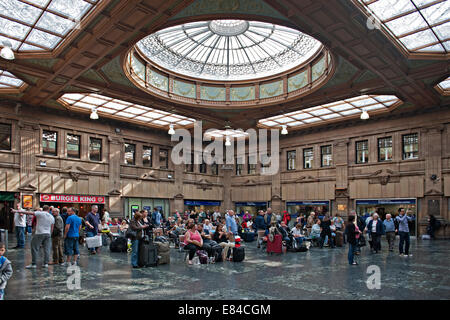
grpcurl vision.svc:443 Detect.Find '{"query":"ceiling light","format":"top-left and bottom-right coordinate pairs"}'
top-left (0, 41), bottom-right (15, 60)
top-left (90, 108), bottom-right (99, 120)
top-left (168, 124), bottom-right (175, 135)
top-left (225, 137), bottom-right (232, 147)
top-left (360, 110), bottom-right (369, 120)
top-left (281, 125), bottom-right (288, 135)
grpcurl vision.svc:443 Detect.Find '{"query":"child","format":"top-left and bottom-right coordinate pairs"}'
top-left (0, 242), bottom-right (13, 300)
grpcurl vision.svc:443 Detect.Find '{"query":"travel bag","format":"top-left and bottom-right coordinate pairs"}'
top-left (155, 241), bottom-right (170, 265)
top-left (242, 232), bottom-right (256, 242)
top-left (138, 238), bottom-right (158, 267)
top-left (110, 236), bottom-right (128, 252)
top-left (196, 250), bottom-right (209, 264)
top-left (266, 234), bottom-right (282, 254)
top-left (232, 246), bottom-right (245, 262)
top-left (335, 230), bottom-right (344, 247)
top-left (86, 235), bottom-right (102, 249)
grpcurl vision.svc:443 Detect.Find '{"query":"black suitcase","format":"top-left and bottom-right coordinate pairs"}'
top-left (139, 240), bottom-right (158, 267)
top-left (212, 244), bottom-right (223, 262)
top-left (110, 236), bottom-right (127, 253)
top-left (242, 232), bottom-right (256, 242)
top-left (232, 246), bottom-right (245, 262)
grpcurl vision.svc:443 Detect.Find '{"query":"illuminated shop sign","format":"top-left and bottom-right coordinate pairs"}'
top-left (40, 194), bottom-right (105, 204)
top-left (356, 199), bottom-right (416, 205)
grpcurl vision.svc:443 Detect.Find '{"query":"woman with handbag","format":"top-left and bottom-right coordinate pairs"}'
top-left (128, 212), bottom-right (149, 268)
top-left (345, 215), bottom-right (360, 265)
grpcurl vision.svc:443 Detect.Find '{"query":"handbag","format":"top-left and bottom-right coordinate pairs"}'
top-left (125, 228), bottom-right (137, 240)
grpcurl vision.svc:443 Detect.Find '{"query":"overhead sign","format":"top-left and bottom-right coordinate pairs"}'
top-left (286, 201), bottom-right (330, 206)
top-left (184, 200), bottom-right (221, 206)
top-left (235, 202), bottom-right (268, 207)
top-left (40, 194), bottom-right (105, 204)
top-left (356, 199), bottom-right (416, 205)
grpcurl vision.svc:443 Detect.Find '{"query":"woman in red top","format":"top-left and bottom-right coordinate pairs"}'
top-left (184, 222), bottom-right (203, 265)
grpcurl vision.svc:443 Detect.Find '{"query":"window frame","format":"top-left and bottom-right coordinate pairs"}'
top-left (355, 140), bottom-right (369, 164)
top-left (0, 123), bottom-right (12, 151)
top-left (402, 133), bottom-right (419, 160)
top-left (159, 148), bottom-right (169, 170)
top-left (303, 147), bottom-right (314, 169)
top-left (124, 143), bottom-right (136, 165)
top-left (143, 146), bottom-right (153, 167)
top-left (42, 130), bottom-right (58, 156)
top-left (66, 133), bottom-right (81, 159)
top-left (89, 137), bottom-right (103, 162)
top-left (378, 137), bottom-right (393, 162)
top-left (321, 145), bottom-right (332, 167)
top-left (287, 150), bottom-right (296, 171)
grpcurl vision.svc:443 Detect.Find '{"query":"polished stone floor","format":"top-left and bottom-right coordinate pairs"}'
top-left (2, 233), bottom-right (450, 300)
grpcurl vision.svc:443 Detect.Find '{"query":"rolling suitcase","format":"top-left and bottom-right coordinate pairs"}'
top-left (232, 246), bottom-right (245, 262)
top-left (110, 236), bottom-right (128, 253)
top-left (155, 241), bottom-right (170, 265)
top-left (138, 239), bottom-right (158, 267)
top-left (242, 232), bottom-right (255, 242)
top-left (336, 231), bottom-right (344, 247)
top-left (267, 234), bottom-right (282, 254)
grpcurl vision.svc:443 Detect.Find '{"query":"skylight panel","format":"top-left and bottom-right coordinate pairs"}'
top-left (274, 117), bottom-right (292, 124)
top-left (104, 102), bottom-right (127, 110)
top-left (292, 113), bottom-right (312, 120)
top-left (152, 120), bottom-right (169, 126)
top-left (355, 0), bottom-right (448, 55)
top-left (259, 94), bottom-right (402, 130)
top-left (73, 101), bottom-right (96, 109)
top-left (82, 96), bottom-right (108, 106)
top-left (340, 109), bottom-right (361, 116)
top-left (0, 0), bottom-right (102, 53)
top-left (115, 111), bottom-right (135, 118)
top-left (124, 107), bottom-right (146, 115)
top-left (135, 116), bottom-right (152, 122)
top-left (308, 108), bottom-right (332, 116)
top-left (303, 117), bottom-right (321, 123)
top-left (96, 107), bottom-right (116, 114)
top-left (61, 93), bottom-right (84, 101)
top-left (144, 112), bottom-right (164, 119)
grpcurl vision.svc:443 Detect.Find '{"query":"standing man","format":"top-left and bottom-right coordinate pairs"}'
top-left (254, 210), bottom-right (266, 248)
top-left (64, 207), bottom-right (82, 266)
top-left (396, 208), bottom-right (415, 257)
top-left (12, 204), bottom-right (26, 249)
top-left (225, 210), bottom-right (238, 240)
top-left (151, 207), bottom-right (162, 228)
top-left (49, 208), bottom-right (64, 265)
top-left (60, 207), bottom-right (69, 225)
top-left (365, 213), bottom-right (384, 253)
top-left (213, 209), bottom-right (221, 224)
top-left (85, 205), bottom-right (101, 255)
top-left (14, 205), bottom-right (55, 269)
top-left (383, 214), bottom-right (396, 252)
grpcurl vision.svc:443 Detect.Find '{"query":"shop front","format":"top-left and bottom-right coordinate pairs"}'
top-left (0, 192), bottom-right (17, 231)
top-left (39, 193), bottom-right (106, 218)
top-left (235, 202), bottom-right (268, 218)
top-left (286, 201), bottom-right (330, 220)
top-left (355, 198), bottom-right (417, 236)
top-left (184, 200), bottom-right (221, 214)
top-left (124, 198), bottom-right (170, 220)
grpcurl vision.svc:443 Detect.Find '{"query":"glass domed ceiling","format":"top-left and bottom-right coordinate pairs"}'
top-left (136, 20), bottom-right (322, 81)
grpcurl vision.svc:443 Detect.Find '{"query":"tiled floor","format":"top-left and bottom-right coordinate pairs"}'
top-left (2, 234), bottom-right (450, 300)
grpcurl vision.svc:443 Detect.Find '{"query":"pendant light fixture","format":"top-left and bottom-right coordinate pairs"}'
top-left (225, 136), bottom-right (232, 147)
top-left (360, 109), bottom-right (369, 120)
top-left (0, 41), bottom-right (15, 60)
top-left (281, 125), bottom-right (288, 135)
top-left (168, 124), bottom-right (175, 135)
top-left (90, 108), bottom-right (99, 120)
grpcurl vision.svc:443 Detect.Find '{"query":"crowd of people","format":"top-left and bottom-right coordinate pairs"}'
top-left (0, 204), bottom-right (441, 299)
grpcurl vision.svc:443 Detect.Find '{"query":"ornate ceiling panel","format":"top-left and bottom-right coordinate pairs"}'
top-left (0, 0), bottom-right (105, 53)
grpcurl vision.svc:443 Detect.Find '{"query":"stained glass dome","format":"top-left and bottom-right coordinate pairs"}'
top-left (135, 20), bottom-right (323, 81)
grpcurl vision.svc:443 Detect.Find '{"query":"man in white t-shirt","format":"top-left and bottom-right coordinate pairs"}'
top-left (14, 205), bottom-right (55, 268)
top-left (13, 204), bottom-right (27, 249)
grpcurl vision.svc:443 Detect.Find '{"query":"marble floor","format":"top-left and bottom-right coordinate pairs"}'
top-left (2, 234), bottom-right (450, 300)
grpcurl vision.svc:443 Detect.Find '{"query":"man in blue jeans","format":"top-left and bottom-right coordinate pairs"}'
top-left (64, 207), bottom-right (82, 266)
top-left (13, 204), bottom-right (26, 249)
top-left (396, 208), bottom-right (415, 257)
top-left (85, 205), bottom-right (101, 254)
top-left (225, 210), bottom-right (238, 237)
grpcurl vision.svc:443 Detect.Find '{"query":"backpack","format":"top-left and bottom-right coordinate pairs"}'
top-left (232, 246), bottom-right (245, 262)
top-left (196, 250), bottom-right (208, 264)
